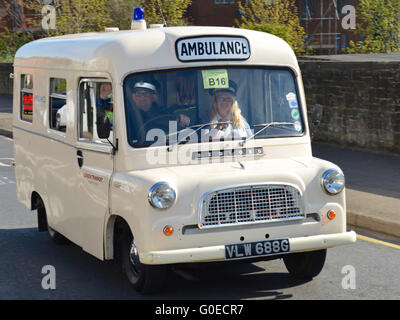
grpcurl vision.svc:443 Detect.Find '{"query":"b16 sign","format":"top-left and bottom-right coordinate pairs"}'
top-left (176, 36), bottom-right (250, 62)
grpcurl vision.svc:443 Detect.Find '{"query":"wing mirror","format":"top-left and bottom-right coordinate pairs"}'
top-left (97, 115), bottom-right (118, 154)
top-left (97, 115), bottom-right (111, 139)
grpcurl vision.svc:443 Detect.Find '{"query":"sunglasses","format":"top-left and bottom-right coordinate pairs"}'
top-left (134, 90), bottom-right (155, 97)
top-left (216, 96), bottom-right (234, 103)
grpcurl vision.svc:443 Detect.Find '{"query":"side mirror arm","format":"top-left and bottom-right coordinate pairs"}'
top-left (107, 138), bottom-right (118, 155)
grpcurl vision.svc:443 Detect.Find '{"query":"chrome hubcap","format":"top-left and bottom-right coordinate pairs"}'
top-left (48, 227), bottom-right (55, 237)
top-left (129, 240), bottom-right (141, 274)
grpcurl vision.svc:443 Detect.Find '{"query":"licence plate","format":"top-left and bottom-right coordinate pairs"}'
top-left (225, 239), bottom-right (290, 260)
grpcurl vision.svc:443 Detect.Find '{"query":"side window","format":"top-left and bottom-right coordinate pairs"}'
top-left (20, 74), bottom-right (33, 123)
top-left (79, 80), bottom-right (113, 143)
top-left (49, 78), bottom-right (67, 132)
top-left (267, 70), bottom-right (298, 123)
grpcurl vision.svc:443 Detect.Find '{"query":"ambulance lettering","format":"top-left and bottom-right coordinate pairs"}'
top-left (176, 36), bottom-right (250, 61)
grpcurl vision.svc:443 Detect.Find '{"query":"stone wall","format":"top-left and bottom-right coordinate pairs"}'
top-left (0, 63), bottom-right (13, 95)
top-left (299, 60), bottom-right (400, 154)
top-left (0, 60), bottom-right (399, 153)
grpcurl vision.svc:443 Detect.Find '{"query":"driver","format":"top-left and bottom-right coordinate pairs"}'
top-left (129, 80), bottom-right (190, 143)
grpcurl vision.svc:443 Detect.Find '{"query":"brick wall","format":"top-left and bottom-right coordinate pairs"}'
top-left (0, 63), bottom-right (13, 95)
top-left (300, 60), bottom-right (400, 154)
top-left (187, 0), bottom-right (239, 26)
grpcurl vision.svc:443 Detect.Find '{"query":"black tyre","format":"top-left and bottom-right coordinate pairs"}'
top-left (120, 230), bottom-right (166, 294)
top-left (283, 249), bottom-right (327, 279)
top-left (35, 197), bottom-right (69, 245)
top-left (48, 226), bottom-right (70, 245)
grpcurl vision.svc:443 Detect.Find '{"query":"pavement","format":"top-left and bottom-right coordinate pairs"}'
top-left (1, 95), bottom-right (399, 240)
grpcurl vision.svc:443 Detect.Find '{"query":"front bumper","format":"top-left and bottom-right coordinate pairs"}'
top-left (139, 230), bottom-right (357, 265)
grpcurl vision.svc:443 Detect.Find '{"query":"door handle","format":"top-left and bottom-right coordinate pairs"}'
top-left (77, 150), bottom-right (84, 168)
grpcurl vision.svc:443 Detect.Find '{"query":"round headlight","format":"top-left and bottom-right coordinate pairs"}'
top-left (321, 169), bottom-right (345, 195)
top-left (148, 182), bottom-right (176, 209)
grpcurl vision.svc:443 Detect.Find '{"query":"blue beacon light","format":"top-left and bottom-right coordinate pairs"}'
top-left (133, 7), bottom-right (145, 21)
top-left (131, 7), bottom-right (146, 30)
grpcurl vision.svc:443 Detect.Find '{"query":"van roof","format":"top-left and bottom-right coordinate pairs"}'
top-left (14, 26), bottom-right (299, 79)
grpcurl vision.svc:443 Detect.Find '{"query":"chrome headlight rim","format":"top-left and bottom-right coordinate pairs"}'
top-left (321, 168), bottom-right (345, 195)
top-left (148, 182), bottom-right (176, 210)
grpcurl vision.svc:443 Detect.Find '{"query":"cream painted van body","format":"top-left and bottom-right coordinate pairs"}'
top-left (13, 26), bottom-right (355, 267)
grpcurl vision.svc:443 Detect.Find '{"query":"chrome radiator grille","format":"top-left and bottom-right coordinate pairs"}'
top-left (199, 185), bottom-right (304, 228)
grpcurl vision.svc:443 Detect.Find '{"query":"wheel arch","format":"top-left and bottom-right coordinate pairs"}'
top-left (104, 215), bottom-right (134, 260)
top-left (31, 191), bottom-right (48, 232)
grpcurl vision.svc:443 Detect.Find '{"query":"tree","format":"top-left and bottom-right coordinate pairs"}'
top-left (107, 0), bottom-right (141, 30)
top-left (346, 0), bottom-right (400, 53)
top-left (236, 0), bottom-right (308, 56)
top-left (53, 0), bottom-right (112, 35)
top-left (24, 0), bottom-right (112, 35)
top-left (0, 1), bottom-right (34, 62)
top-left (0, 29), bottom-right (34, 62)
top-left (0, 0), bottom-right (193, 61)
top-left (137, 0), bottom-right (192, 26)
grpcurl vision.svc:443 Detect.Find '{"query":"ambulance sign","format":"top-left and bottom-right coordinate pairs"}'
top-left (176, 36), bottom-right (250, 62)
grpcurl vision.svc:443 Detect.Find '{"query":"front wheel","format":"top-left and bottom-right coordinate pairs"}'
top-left (120, 231), bottom-right (166, 294)
top-left (283, 249), bottom-right (327, 279)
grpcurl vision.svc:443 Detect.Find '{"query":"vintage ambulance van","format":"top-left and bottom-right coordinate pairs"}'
top-left (13, 21), bottom-right (356, 293)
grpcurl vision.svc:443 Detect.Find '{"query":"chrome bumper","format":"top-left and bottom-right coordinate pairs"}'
top-left (139, 231), bottom-right (357, 265)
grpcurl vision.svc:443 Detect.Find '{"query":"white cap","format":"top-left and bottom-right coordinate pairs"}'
top-left (134, 81), bottom-right (156, 92)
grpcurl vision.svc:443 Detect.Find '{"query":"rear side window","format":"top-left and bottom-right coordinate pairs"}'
top-left (20, 74), bottom-right (33, 123)
top-left (49, 78), bottom-right (67, 132)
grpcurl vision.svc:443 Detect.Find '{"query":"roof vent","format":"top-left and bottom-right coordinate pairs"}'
top-left (150, 24), bottom-right (164, 29)
top-left (104, 27), bottom-right (119, 32)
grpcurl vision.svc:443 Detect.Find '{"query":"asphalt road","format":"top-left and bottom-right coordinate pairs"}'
top-left (1, 136), bottom-right (400, 302)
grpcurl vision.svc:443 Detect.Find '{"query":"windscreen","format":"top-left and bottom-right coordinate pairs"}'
top-left (123, 67), bottom-right (304, 148)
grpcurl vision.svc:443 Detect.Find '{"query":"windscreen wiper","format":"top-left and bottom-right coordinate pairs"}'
top-left (239, 122), bottom-right (295, 147)
top-left (167, 120), bottom-right (233, 152)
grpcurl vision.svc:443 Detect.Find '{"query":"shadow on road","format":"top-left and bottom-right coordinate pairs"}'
top-left (167, 263), bottom-right (311, 300)
top-left (0, 227), bottom-right (310, 300)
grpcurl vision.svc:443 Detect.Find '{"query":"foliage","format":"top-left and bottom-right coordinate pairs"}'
top-left (346, 0), bottom-right (400, 53)
top-left (235, 0), bottom-right (309, 56)
top-left (23, 0), bottom-right (192, 32)
top-left (23, 0), bottom-right (112, 35)
top-left (0, 29), bottom-right (34, 62)
top-left (137, 0), bottom-right (192, 26)
top-left (0, 0), bottom-right (193, 59)
top-left (106, 0), bottom-right (141, 30)
top-left (53, 0), bottom-right (112, 35)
